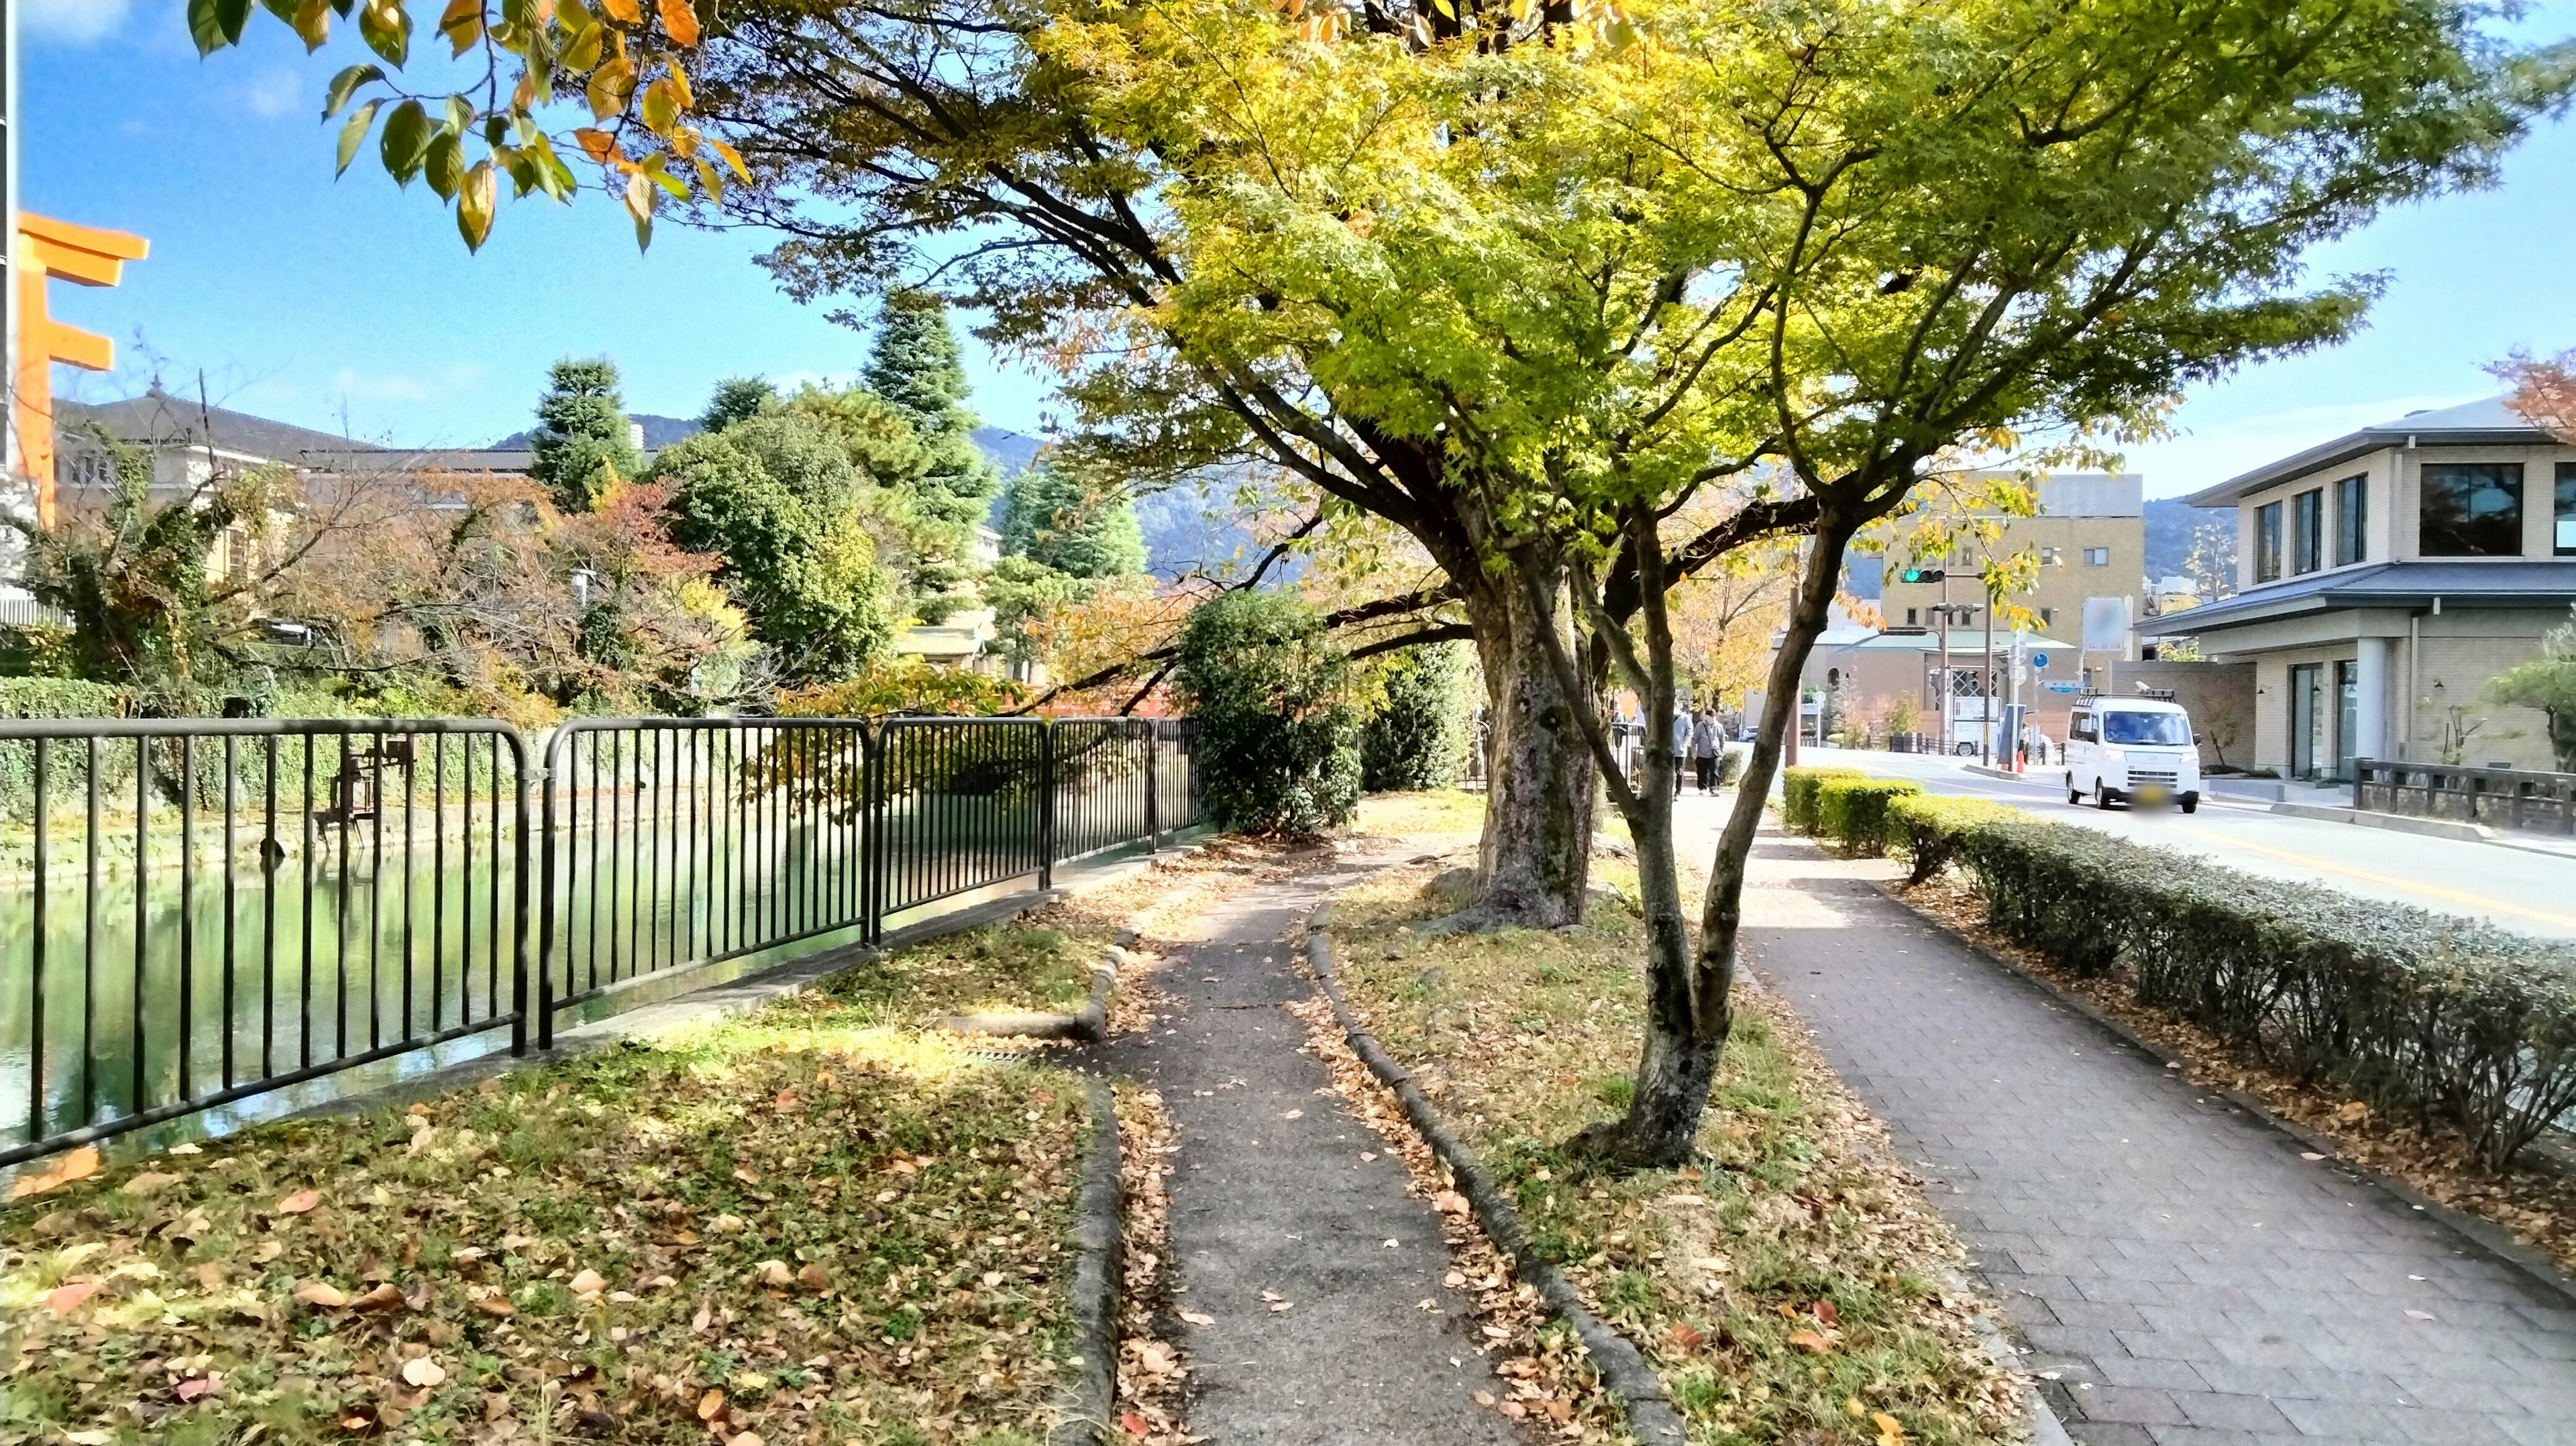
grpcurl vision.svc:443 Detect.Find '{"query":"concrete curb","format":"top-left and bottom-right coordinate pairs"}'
top-left (1048, 1077), bottom-right (1127, 1446)
top-left (1880, 878), bottom-right (2576, 1315)
top-left (935, 948), bottom-right (1124, 1042)
top-left (1303, 901), bottom-right (1689, 1445)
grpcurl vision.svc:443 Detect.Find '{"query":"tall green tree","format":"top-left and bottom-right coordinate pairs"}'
top-left (696, 0), bottom-right (2558, 1164)
top-left (863, 291), bottom-right (1004, 618)
top-left (1177, 590), bottom-right (1360, 834)
top-left (700, 377), bottom-right (780, 434)
top-left (1000, 465), bottom-right (1148, 579)
top-left (654, 414), bottom-right (895, 683)
top-left (529, 359), bottom-right (643, 513)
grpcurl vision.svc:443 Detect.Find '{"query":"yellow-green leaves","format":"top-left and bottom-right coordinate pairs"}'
top-left (334, 100), bottom-right (382, 177)
top-left (321, 63), bottom-right (382, 119)
top-left (380, 97), bottom-right (435, 185)
top-left (205, 0), bottom-right (729, 252)
top-left (187, 0), bottom-right (254, 56)
top-left (358, 0), bottom-right (409, 68)
top-left (458, 160), bottom-right (499, 250)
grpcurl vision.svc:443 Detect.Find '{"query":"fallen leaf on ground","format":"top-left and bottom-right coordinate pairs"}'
top-left (1179, 1310), bottom-right (1216, 1326)
top-left (1120, 1413), bottom-right (1150, 1438)
top-left (44, 1281), bottom-right (98, 1315)
top-left (292, 1280), bottom-right (350, 1309)
top-left (11, 1146), bottom-right (101, 1199)
top-left (1788, 1330), bottom-right (1832, 1353)
top-left (352, 1282), bottom-right (406, 1311)
top-left (798, 1263), bottom-right (830, 1292)
top-left (696, 1389), bottom-right (726, 1422)
top-left (1474, 1390), bottom-right (1497, 1407)
top-left (401, 1357), bottom-right (446, 1388)
top-left (568, 1269), bottom-right (606, 1297)
top-left (2405, 1309), bottom-right (2436, 1321)
top-left (275, 1189), bottom-right (321, 1215)
top-left (1432, 1190), bottom-right (1470, 1215)
top-left (175, 1377), bottom-right (219, 1402)
top-left (1874, 1411), bottom-right (1906, 1446)
top-left (123, 1171), bottom-right (181, 1197)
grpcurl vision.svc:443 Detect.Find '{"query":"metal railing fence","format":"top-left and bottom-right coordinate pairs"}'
top-left (0, 718), bottom-right (531, 1169)
top-left (2, 714), bottom-right (1205, 1163)
top-left (2354, 758), bottom-right (2576, 837)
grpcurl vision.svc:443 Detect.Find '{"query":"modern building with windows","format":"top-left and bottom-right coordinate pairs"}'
top-left (2153, 396), bottom-right (2576, 778)
top-left (1876, 471), bottom-right (2145, 671)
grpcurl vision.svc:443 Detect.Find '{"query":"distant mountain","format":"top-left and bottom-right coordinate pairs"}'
top-left (972, 426), bottom-right (1044, 478)
top-left (2145, 496), bottom-right (2232, 585)
top-left (488, 414), bottom-right (1049, 482)
top-left (490, 412), bottom-right (704, 450)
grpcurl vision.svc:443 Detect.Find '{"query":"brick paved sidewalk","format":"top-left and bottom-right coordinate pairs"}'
top-left (1723, 825), bottom-right (2576, 1446)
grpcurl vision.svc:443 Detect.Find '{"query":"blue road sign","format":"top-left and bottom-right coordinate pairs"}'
top-left (2031, 651), bottom-right (2050, 668)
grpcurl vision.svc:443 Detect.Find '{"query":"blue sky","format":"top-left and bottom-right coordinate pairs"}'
top-left (17, 0), bottom-right (2576, 494)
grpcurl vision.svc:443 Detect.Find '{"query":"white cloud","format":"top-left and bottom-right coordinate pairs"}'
top-left (237, 67), bottom-right (303, 119)
top-left (22, 0), bottom-right (138, 45)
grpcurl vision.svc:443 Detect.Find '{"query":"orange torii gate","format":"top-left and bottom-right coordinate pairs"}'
top-left (12, 213), bottom-right (149, 526)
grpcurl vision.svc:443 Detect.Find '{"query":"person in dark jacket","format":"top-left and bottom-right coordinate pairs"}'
top-left (1690, 708), bottom-right (1722, 792)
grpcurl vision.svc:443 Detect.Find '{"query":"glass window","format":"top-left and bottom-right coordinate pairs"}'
top-left (1904, 607), bottom-right (1919, 626)
top-left (2419, 462), bottom-right (2524, 557)
top-left (2039, 547), bottom-right (2063, 565)
top-left (2255, 502), bottom-right (2283, 581)
top-left (2558, 462), bottom-right (2576, 557)
top-left (2082, 547), bottom-right (2110, 565)
top-left (2292, 488), bottom-right (2322, 573)
top-left (2102, 711), bottom-right (2191, 746)
top-left (2335, 474), bottom-right (2367, 565)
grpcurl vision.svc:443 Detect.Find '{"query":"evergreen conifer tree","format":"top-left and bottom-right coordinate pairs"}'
top-left (999, 465), bottom-right (1146, 578)
top-left (863, 291), bottom-right (1000, 616)
top-left (699, 377), bottom-right (779, 434)
top-left (528, 358), bottom-right (643, 512)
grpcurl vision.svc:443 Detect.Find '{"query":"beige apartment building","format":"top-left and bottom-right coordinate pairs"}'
top-left (1874, 471), bottom-right (2145, 742)
top-left (2157, 396), bottom-right (2576, 777)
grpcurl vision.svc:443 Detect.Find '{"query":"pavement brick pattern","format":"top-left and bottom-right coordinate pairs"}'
top-left (1737, 834), bottom-right (2576, 1446)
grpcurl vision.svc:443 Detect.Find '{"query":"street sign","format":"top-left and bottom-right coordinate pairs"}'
top-left (2041, 680), bottom-right (2081, 693)
top-left (2031, 651), bottom-right (2049, 668)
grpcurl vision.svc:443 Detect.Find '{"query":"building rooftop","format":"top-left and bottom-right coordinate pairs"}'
top-left (58, 390), bottom-right (380, 464)
top-left (2183, 395), bottom-right (2556, 507)
top-left (2138, 559), bottom-right (2576, 635)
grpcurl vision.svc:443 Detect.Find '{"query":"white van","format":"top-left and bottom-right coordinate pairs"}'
top-left (2065, 695), bottom-right (2202, 813)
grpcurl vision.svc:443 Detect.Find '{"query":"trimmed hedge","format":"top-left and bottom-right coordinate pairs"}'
top-left (1898, 801), bottom-right (2576, 1170)
top-left (1886, 793), bottom-right (2019, 885)
top-left (1779, 767), bottom-right (1866, 833)
top-left (1814, 777), bottom-right (1922, 854)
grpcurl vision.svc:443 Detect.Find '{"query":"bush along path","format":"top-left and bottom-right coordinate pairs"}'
top-left (1091, 841), bottom-right (1558, 1445)
top-left (1717, 814), bottom-right (2576, 1445)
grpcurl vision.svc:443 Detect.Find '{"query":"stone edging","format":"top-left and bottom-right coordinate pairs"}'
top-left (1303, 901), bottom-right (1689, 1445)
top-left (1049, 1077), bottom-right (1128, 1446)
top-left (935, 947), bottom-right (1125, 1042)
top-left (1882, 878), bottom-right (2576, 1313)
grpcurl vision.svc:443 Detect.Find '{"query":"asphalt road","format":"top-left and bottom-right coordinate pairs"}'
top-left (1727, 747), bottom-right (2576, 940)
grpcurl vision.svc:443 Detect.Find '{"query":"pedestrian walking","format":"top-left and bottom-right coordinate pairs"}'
top-left (1690, 708), bottom-right (1722, 792)
top-left (1669, 704), bottom-right (1689, 797)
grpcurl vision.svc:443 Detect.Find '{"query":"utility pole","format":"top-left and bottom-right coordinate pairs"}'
top-left (1937, 570), bottom-right (1951, 755)
top-left (1980, 571), bottom-right (1997, 768)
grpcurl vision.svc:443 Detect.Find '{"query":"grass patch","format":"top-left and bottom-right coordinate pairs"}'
top-left (1328, 865), bottom-right (2022, 1446)
top-left (1, 939), bottom-right (1102, 1445)
top-left (823, 922), bottom-right (1106, 1023)
top-left (1348, 789), bottom-right (1486, 843)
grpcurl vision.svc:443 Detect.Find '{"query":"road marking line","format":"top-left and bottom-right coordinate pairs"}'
top-left (2215, 833), bottom-right (2576, 932)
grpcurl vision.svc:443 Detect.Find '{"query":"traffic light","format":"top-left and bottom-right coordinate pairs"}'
top-left (1899, 567), bottom-right (1946, 583)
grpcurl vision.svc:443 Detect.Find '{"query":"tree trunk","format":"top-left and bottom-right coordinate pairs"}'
top-left (1452, 557), bottom-right (1595, 930)
top-left (1601, 519), bottom-right (1857, 1166)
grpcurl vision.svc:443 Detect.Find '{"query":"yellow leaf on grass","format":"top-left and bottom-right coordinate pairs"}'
top-left (696, 1388), bottom-right (726, 1421)
top-left (1874, 1412), bottom-right (1907, 1446)
top-left (11, 1146), bottom-right (101, 1199)
top-left (294, 1280), bottom-right (352, 1309)
top-left (1787, 1329), bottom-right (1831, 1353)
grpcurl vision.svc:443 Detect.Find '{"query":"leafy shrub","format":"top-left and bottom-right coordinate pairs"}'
top-left (1886, 793), bottom-right (2017, 884)
top-left (1716, 745), bottom-right (1748, 789)
top-left (1813, 777), bottom-right (1922, 853)
top-left (1175, 591), bottom-right (1359, 835)
top-left (1779, 767), bottom-right (1866, 833)
top-left (1359, 641), bottom-right (1470, 791)
top-left (1901, 801), bottom-right (2576, 1169)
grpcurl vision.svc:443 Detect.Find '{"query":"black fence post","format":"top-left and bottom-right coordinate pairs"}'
top-left (511, 734), bottom-right (534, 1057)
top-left (1143, 720), bottom-right (1161, 852)
top-left (863, 724), bottom-right (882, 945)
top-left (1038, 721), bottom-right (1057, 890)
